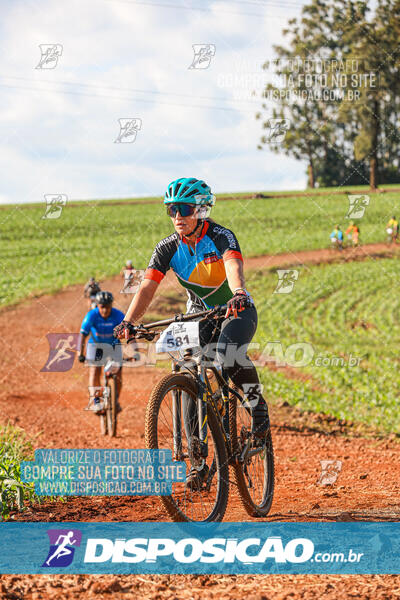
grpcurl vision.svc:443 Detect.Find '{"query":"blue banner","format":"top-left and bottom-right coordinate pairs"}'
top-left (0, 522), bottom-right (399, 574)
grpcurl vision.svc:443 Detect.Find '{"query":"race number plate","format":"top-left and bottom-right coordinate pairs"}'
top-left (156, 321), bottom-right (200, 354)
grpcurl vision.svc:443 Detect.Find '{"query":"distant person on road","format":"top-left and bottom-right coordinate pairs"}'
top-left (352, 224), bottom-right (360, 246)
top-left (120, 260), bottom-right (135, 293)
top-left (386, 216), bottom-right (398, 243)
top-left (78, 291), bottom-right (124, 414)
top-left (120, 259), bottom-right (144, 294)
top-left (120, 259), bottom-right (134, 277)
top-left (345, 222), bottom-right (360, 247)
top-left (330, 225), bottom-right (343, 250)
top-left (345, 221), bottom-right (354, 244)
top-left (84, 277), bottom-right (101, 310)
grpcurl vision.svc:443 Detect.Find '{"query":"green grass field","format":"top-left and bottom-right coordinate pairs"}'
top-left (1, 189), bottom-right (399, 307)
top-left (248, 257), bottom-right (399, 434)
top-left (0, 423), bottom-right (36, 519)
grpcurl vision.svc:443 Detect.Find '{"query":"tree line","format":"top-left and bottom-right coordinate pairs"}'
top-left (257, 0), bottom-right (400, 189)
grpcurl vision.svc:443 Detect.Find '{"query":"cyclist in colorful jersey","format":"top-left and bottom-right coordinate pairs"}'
top-left (330, 225), bottom-right (343, 250)
top-left (386, 216), bottom-right (398, 243)
top-left (114, 178), bottom-right (270, 447)
top-left (78, 291), bottom-right (124, 413)
top-left (345, 222), bottom-right (360, 247)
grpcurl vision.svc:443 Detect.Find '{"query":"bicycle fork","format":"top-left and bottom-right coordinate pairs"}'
top-left (197, 380), bottom-right (209, 458)
top-left (172, 389), bottom-right (183, 461)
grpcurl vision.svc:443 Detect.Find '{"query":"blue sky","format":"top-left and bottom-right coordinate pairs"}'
top-left (0, 0), bottom-right (309, 203)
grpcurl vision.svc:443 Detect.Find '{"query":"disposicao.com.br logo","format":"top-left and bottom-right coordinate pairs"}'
top-left (84, 536), bottom-right (316, 564)
top-left (82, 536), bottom-right (364, 566)
top-left (0, 522), bottom-right (388, 574)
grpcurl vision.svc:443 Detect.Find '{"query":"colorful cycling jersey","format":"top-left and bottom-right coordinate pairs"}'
top-left (80, 307), bottom-right (125, 345)
top-left (330, 229), bottom-right (343, 241)
top-left (145, 220), bottom-right (243, 310)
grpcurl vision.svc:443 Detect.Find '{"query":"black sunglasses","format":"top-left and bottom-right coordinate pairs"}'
top-left (166, 203), bottom-right (197, 218)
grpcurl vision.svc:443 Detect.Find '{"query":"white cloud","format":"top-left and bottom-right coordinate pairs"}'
top-left (0, 0), bottom-right (306, 204)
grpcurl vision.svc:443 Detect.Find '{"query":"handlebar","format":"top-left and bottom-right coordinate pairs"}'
top-left (126, 305), bottom-right (227, 343)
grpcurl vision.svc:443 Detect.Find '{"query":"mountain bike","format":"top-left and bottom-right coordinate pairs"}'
top-left (84, 358), bottom-right (120, 437)
top-left (126, 305), bottom-right (274, 522)
top-left (386, 227), bottom-right (398, 244)
top-left (99, 359), bottom-right (120, 437)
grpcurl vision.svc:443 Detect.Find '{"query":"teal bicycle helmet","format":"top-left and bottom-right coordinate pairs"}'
top-left (164, 178), bottom-right (215, 207)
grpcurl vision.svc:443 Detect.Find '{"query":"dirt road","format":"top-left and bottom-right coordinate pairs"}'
top-left (1, 246), bottom-right (400, 598)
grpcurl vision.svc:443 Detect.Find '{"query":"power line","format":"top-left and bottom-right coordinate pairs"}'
top-left (0, 81), bottom-right (267, 113)
top-left (103, 0), bottom-right (302, 18)
top-left (1, 75), bottom-right (266, 105)
top-left (223, 0), bottom-right (303, 8)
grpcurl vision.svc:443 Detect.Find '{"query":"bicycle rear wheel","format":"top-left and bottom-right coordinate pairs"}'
top-left (229, 393), bottom-right (274, 517)
top-left (145, 373), bottom-right (229, 522)
top-left (106, 377), bottom-right (117, 437)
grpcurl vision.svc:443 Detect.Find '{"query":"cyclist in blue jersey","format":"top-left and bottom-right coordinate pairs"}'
top-left (114, 178), bottom-right (270, 487)
top-left (330, 225), bottom-right (343, 250)
top-left (78, 291), bottom-right (125, 413)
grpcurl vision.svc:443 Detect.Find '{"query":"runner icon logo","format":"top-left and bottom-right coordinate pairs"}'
top-left (42, 194), bottom-right (68, 219)
top-left (35, 44), bottom-right (63, 69)
top-left (346, 195), bottom-right (370, 219)
top-left (114, 118), bottom-right (142, 143)
top-left (42, 529), bottom-right (82, 568)
top-left (265, 119), bottom-right (290, 143)
top-left (318, 460), bottom-right (342, 486)
top-left (40, 333), bottom-right (79, 372)
top-left (274, 269), bottom-right (299, 294)
top-left (188, 44), bottom-right (216, 70)
top-left (242, 383), bottom-right (264, 408)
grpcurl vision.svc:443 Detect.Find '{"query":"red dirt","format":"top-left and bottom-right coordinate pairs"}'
top-left (1, 252), bottom-right (400, 598)
top-left (245, 241), bottom-right (400, 271)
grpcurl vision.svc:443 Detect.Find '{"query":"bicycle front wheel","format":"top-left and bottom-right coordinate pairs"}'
top-left (99, 412), bottom-right (108, 435)
top-left (145, 373), bottom-right (229, 522)
top-left (106, 377), bottom-right (117, 437)
top-left (229, 394), bottom-right (274, 517)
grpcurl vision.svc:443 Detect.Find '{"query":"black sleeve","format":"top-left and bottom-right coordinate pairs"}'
top-left (145, 234), bottom-right (178, 281)
top-left (208, 223), bottom-right (243, 259)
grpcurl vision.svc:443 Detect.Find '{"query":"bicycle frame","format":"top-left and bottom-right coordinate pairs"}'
top-left (129, 305), bottom-right (264, 467)
top-left (102, 371), bottom-right (117, 406)
top-left (172, 355), bottom-right (232, 456)
top-left (103, 361), bottom-right (120, 403)
top-left (172, 354), bottom-right (264, 469)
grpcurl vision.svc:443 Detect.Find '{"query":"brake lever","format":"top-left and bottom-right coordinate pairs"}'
top-left (212, 306), bottom-right (227, 319)
top-left (130, 329), bottom-right (156, 342)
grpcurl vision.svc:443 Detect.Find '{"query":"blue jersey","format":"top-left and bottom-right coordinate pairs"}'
top-left (330, 229), bottom-right (343, 241)
top-left (80, 307), bottom-right (125, 345)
